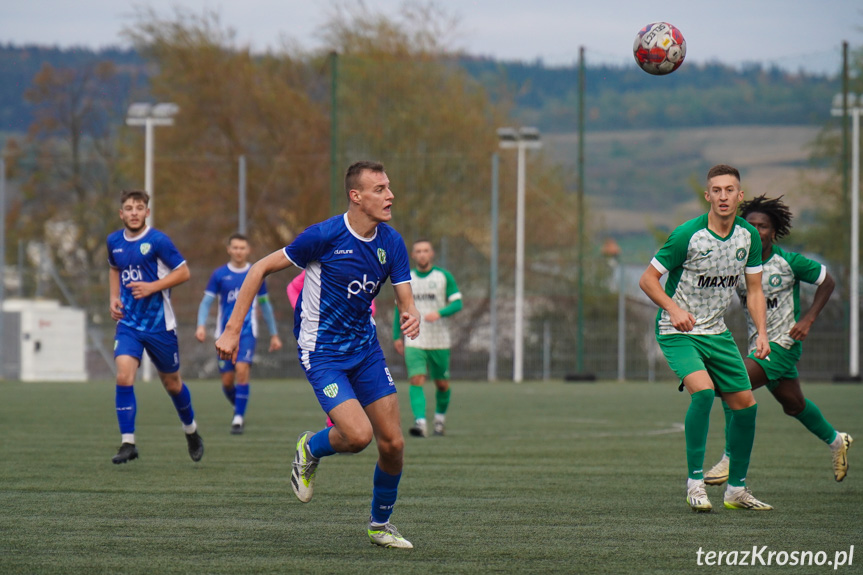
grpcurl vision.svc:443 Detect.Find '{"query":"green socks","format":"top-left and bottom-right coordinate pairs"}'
top-left (794, 399), bottom-right (838, 444)
top-left (410, 385), bottom-right (452, 420)
top-left (721, 399), bottom-right (733, 457)
top-left (685, 389), bottom-right (714, 480)
top-left (728, 404), bottom-right (757, 487)
top-left (435, 388), bottom-right (451, 415)
top-left (722, 396), bottom-right (838, 448)
top-left (409, 385), bottom-right (426, 421)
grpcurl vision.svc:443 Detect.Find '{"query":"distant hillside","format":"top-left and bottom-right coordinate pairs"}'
top-left (460, 57), bottom-right (839, 132)
top-left (0, 44), bottom-right (840, 135)
top-left (545, 124), bottom-right (829, 264)
top-left (0, 44), bottom-right (146, 132)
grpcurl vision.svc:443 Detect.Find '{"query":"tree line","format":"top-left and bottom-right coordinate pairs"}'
top-left (0, 41), bottom-right (842, 135)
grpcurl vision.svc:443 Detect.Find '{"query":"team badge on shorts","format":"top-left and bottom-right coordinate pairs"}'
top-left (323, 383), bottom-right (339, 398)
top-left (377, 248), bottom-right (386, 264)
top-left (140, 242), bottom-right (152, 255)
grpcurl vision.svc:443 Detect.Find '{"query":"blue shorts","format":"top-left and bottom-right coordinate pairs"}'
top-left (114, 322), bottom-right (180, 374)
top-left (217, 334), bottom-right (256, 373)
top-left (298, 342), bottom-right (396, 414)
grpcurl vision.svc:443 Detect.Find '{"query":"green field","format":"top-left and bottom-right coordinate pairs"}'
top-left (1, 379), bottom-right (860, 574)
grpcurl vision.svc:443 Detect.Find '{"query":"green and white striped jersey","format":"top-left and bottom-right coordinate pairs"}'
top-left (651, 213), bottom-right (762, 336)
top-left (737, 245), bottom-right (826, 352)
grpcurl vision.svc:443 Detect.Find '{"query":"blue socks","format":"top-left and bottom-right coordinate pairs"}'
top-left (115, 385), bottom-right (136, 434)
top-left (170, 383), bottom-right (195, 426)
top-left (370, 464), bottom-right (401, 525)
top-left (234, 383), bottom-right (250, 417)
top-left (308, 428), bottom-right (337, 459)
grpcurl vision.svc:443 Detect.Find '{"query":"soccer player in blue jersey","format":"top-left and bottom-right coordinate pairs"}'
top-left (195, 233), bottom-right (283, 434)
top-left (704, 195), bottom-right (853, 485)
top-left (107, 190), bottom-right (203, 464)
top-left (215, 161), bottom-right (421, 549)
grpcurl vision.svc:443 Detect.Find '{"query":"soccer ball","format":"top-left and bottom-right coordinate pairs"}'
top-left (633, 22), bottom-right (686, 75)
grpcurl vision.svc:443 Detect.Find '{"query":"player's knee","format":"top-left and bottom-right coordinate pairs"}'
top-left (377, 435), bottom-right (405, 460)
top-left (344, 433), bottom-right (374, 453)
top-left (115, 376), bottom-right (135, 387)
top-left (781, 398), bottom-right (806, 416)
top-left (338, 424), bottom-right (374, 453)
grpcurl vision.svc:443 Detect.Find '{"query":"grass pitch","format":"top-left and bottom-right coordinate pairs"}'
top-left (0, 379), bottom-right (860, 574)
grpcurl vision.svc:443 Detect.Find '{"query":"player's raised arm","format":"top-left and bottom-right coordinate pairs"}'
top-left (215, 250), bottom-right (292, 360)
top-left (393, 282), bottom-right (420, 340)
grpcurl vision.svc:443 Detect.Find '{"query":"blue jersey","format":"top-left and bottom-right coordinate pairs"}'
top-left (107, 226), bottom-right (186, 332)
top-left (285, 213), bottom-right (411, 353)
top-left (204, 263), bottom-right (269, 339)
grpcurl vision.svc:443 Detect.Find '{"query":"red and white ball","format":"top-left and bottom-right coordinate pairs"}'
top-left (633, 22), bottom-right (686, 75)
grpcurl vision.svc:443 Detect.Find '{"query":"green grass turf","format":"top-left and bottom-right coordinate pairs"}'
top-left (0, 379), bottom-right (860, 574)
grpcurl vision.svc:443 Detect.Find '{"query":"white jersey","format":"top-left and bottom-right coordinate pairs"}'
top-left (737, 245), bottom-right (826, 352)
top-left (402, 266), bottom-right (461, 350)
top-left (650, 214), bottom-right (762, 335)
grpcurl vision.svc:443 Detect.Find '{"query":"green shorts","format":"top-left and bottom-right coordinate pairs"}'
top-left (404, 347), bottom-right (451, 380)
top-left (657, 332), bottom-right (750, 393)
top-left (748, 341), bottom-right (801, 391)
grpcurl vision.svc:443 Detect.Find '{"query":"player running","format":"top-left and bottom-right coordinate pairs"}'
top-left (393, 239), bottom-right (462, 437)
top-left (195, 233), bottom-right (282, 435)
top-left (704, 195), bottom-right (853, 484)
top-left (215, 161), bottom-right (420, 549)
top-left (107, 190), bottom-right (203, 464)
top-left (639, 164), bottom-right (773, 512)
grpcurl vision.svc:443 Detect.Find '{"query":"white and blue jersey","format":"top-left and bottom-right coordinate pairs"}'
top-left (285, 213), bottom-right (411, 354)
top-left (107, 226), bottom-right (186, 333)
top-left (204, 263), bottom-right (269, 339)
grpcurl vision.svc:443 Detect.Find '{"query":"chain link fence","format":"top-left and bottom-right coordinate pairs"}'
top-left (4, 246), bottom-right (853, 383)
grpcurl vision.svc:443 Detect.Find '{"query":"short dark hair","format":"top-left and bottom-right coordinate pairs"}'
top-left (345, 161), bottom-right (385, 198)
top-left (227, 233), bottom-right (248, 244)
top-left (412, 238), bottom-right (433, 248)
top-left (120, 189), bottom-right (150, 205)
top-left (706, 164), bottom-right (741, 184)
top-left (739, 194), bottom-right (793, 240)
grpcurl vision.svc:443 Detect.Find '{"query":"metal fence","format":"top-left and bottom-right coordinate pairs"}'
top-left (2, 231), bottom-right (857, 384)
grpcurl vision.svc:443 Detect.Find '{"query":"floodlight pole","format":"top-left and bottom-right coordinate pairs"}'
top-left (498, 127), bottom-right (541, 382)
top-left (126, 103), bottom-right (178, 227)
top-left (832, 93), bottom-right (861, 378)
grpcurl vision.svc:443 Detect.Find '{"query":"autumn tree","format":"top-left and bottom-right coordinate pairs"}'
top-left (123, 7), bottom-right (331, 275)
top-left (21, 59), bottom-right (130, 313)
top-left (320, 3), bottom-right (594, 360)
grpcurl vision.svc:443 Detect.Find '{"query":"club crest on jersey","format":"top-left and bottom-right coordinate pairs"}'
top-left (769, 274), bottom-right (782, 287)
top-left (735, 248), bottom-right (747, 261)
top-left (323, 383), bottom-right (339, 398)
top-left (377, 248), bottom-right (386, 264)
top-left (140, 242), bottom-right (152, 255)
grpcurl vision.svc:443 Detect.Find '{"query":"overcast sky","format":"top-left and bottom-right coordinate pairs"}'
top-left (3, 0), bottom-right (862, 73)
